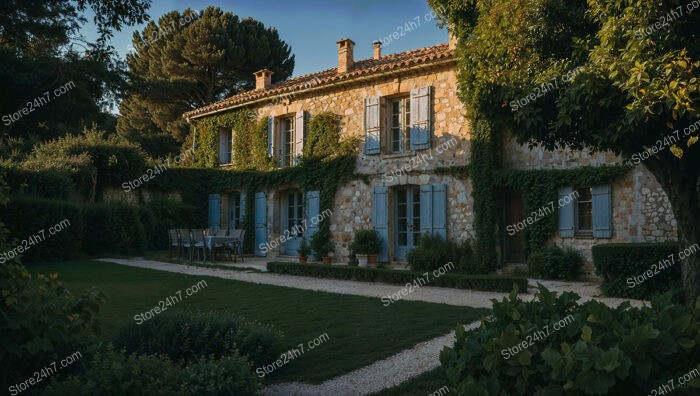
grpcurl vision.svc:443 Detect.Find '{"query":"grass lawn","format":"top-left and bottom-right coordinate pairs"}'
top-left (31, 260), bottom-right (487, 384)
top-left (371, 368), bottom-right (448, 395)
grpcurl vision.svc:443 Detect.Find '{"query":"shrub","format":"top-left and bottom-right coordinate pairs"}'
top-left (113, 310), bottom-right (283, 367)
top-left (82, 202), bottom-right (147, 255)
top-left (3, 196), bottom-right (83, 261)
top-left (527, 245), bottom-right (583, 280)
top-left (145, 198), bottom-right (199, 249)
top-left (3, 167), bottom-right (75, 199)
top-left (310, 231), bottom-right (334, 258)
top-left (0, 263), bottom-right (105, 392)
top-left (592, 242), bottom-right (680, 299)
top-left (349, 229), bottom-right (382, 255)
top-left (41, 346), bottom-right (260, 396)
top-left (440, 285), bottom-right (700, 395)
top-left (267, 262), bottom-right (528, 293)
top-left (408, 234), bottom-right (480, 274)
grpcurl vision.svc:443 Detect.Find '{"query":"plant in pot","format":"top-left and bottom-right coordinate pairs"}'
top-left (351, 230), bottom-right (382, 267)
top-left (297, 238), bottom-right (311, 263)
top-left (310, 232), bottom-right (334, 264)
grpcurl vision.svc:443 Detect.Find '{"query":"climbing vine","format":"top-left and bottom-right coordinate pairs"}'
top-left (470, 119), bottom-right (499, 272)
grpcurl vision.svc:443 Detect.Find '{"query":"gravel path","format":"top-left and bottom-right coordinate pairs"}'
top-left (98, 258), bottom-right (647, 395)
top-left (97, 258), bottom-right (646, 309)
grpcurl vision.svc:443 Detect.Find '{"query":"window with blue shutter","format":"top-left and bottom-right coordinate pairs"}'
top-left (419, 184), bottom-right (447, 238)
top-left (373, 186), bottom-right (389, 261)
top-left (410, 86), bottom-right (432, 151)
top-left (592, 185), bottom-right (612, 238)
top-left (364, 97), bottom-right (381, 154)
top-left (267, 116), bottom-right (274, 158)
top-left (558, 187), bottom-right (575, 237)
top-left (208, 193), bottom-right (221, 230)
top-left (254, 192), bottom-right (267, 256)
top-left (305, 191), bottom-right (320, 244)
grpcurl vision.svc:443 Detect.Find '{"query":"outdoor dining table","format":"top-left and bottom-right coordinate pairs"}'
top-left (204, 235), bottom-right (241, 262)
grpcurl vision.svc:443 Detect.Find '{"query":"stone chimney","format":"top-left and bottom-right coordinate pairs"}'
top-left (448, 29), bottom-right (458, 50)
top-left (254, 69), bottom-right (273, 90)
top-left (373, 40), bottom-right (382, 60)
top-left (337, 38), bottom-right (355, 73)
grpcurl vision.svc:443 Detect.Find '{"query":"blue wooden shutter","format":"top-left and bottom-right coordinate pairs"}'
top-left (420, 185), bottom-right (433, 235)
top-left (558, 187), bottom-right (575, 237)
top-left (592, 185), bottom-right (612, 238)
top-left (373, 186), bottom-right (389, 261)
top-left (432, 184), bottom-right (447, 239)
top-left (295, 110), bottom-right (306, 164)
top-left (267, 116), bottom-right (274, 158)
top-left (410, 86), bottom-right (432, 151)
top-left (208, 193), bottom-right (221, 230)
top-left (254, 192), bottom-right (267, 256)
top-left (239, 192), bottom-right (247, 222)
top-left (305, 190), bottom-right (320, 243)
top-left (364, 97), bottom-right (381, 154)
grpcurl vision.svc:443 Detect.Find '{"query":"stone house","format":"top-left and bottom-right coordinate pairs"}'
top-left (182, 36), bottom-right (676, 273)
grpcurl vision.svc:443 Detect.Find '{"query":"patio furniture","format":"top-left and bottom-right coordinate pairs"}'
top-left (168, 229), bottom-right (180, 259)
top-left (177, 229), bottom-right (190, 262)
top-left (205, 231), bottom-right (239, 262)
top-left (190, 229), bottom-right (207, 263)
top-left (224, 229), bottom-right (244, 262)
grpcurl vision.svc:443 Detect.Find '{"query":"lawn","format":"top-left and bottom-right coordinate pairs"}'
top-left (371, 368), bottom-right (448, 396)
top-left (31, 260), bottom-right (486, 384)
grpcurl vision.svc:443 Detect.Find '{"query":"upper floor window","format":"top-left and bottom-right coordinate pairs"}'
top-left (218, 128), bottom-right (232, 165)
top-left (364, 86), bottom-right (432, 155)
top-left (267, 111), bottom-right (306, 167)
top-left (389, 97), bottom-right (411, 153)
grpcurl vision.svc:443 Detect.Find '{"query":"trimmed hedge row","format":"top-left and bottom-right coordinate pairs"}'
top-left (267, 262), bottom-right (528, 293)
top-left (3, 196), bottom-right (197, 261)
top-left (113, 310), bottom-right (283, 367)
top-left (3, 167), bottom-right (75, 200)
top-left (592, 242), bottom-right (680, 299)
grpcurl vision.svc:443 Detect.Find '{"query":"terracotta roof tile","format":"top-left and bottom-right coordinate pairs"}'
top-left (183, 43), bottom-right (454, 119)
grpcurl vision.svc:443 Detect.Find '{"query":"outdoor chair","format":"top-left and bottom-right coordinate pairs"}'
top-left (190, 229), bottom-right (207, 263)
top-left (168, 229), bottom-right (180, 259)
top-left (225, 229), bottom-right (242, 262)
top-left (178, 229), bottom-right (191, 262)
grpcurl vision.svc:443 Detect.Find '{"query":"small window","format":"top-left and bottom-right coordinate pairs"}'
top-left (389, 97), bottom-right (410, 153)
top-left (218, 129), bottom-right (232, 164)
top-left (575, 187), bottom-right (593, 234)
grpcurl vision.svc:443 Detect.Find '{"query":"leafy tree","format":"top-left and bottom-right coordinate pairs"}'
top-left (117, 6), bottom-right (295, 147)
top-left (430, 0), bottom-right (700, 298)
top-left (0, 0), bottom-right (151, 140)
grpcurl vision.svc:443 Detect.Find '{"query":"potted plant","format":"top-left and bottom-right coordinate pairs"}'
top-left (350, 230), bottom-right (381, 267)
top-left (310, 232), bottom-right (334, 264)
top-left (297, 238), bottom-right (310, 263)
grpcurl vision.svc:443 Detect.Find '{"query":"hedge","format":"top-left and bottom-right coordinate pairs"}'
top-left (82, 202), bottom-right (147, 256)
top-left (3, 196), bottom-right (83, 261)
top-left (113, 310), bottom-right (283, 367)
top-left (592, 242), bottom-right (680, 299)
top-left (2, 168), bottom-right (75, 200)
top-left (267, 262), bottom-right (528, 293)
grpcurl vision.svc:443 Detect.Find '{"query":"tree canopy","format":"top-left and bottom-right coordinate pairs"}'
top-left (430, 0), bottom-right (700, 298)
top-left (116, 6), bottom-right (295, 148)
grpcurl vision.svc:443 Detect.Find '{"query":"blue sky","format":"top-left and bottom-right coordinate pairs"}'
top-left (87, 0), bottom-right (448, 77)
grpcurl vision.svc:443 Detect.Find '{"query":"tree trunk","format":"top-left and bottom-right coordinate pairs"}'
top-left (644, 153), bottom-right (700, 300)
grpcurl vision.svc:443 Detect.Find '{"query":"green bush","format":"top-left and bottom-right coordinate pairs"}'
top-left (0, 263), bottom-right (105, 392)
top-left (82, 202), bottom-right (147, 255)
top-left (349, 229), bottom-right (382, 255)
top-left (527, 245), bottom-right (583, 280)
top-left (144, 198), bottom-right (199, 249)
top-left (440, 286), bottom-right (700, 395)
top-left (41, 346), bottom-right (260, 396)
top-left (2, 167), bottom-right (75, 199)
top-left (3, 196), bottom-right (83, 261)
top-left (267, 262), bottom-right (527, 293)
top-left (592, 242), bottom-right (680, 299)
top-left (408, 234), bottom-right (480, 273)
top-left (113, 310), bottom-right (283, 367)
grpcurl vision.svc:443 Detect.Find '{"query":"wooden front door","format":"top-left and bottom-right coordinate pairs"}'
top-left (504, 191), bottom-right (526, 263)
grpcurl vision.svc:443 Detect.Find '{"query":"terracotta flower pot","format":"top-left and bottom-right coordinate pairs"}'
top-left (368, 255), bottom-right (378, 265)
top-left (322, 256), bottom-right (332, 264)
top-left (299, 256), bottom-right (308, 264)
